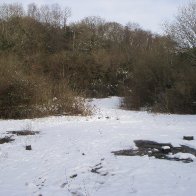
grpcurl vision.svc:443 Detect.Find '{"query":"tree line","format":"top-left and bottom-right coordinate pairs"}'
top-left (0, 2), bottom-right (195, 118)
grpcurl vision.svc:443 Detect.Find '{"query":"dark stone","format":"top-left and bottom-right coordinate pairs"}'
top-left (26, 145), bottom-right (32, 150)
top-left (183, 136), bottom-right (194, 141)
top-left (161, 147), bottom-right (171, 154)
top-left (70, 174), bottom-right (77, 178)
top-left (134, 140), bottom-right (173, 150)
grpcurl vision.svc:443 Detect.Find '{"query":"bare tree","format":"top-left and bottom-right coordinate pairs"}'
top-left (31, 4), bottom-right (71, 28)
top-left (103, 22), bottom-right (124, 43)
top-left (27, 3), bottom-right (40, 21)
top-left (165, 1), bottom-right (196, 48)
top-left (0, 3), bottom-right (24, 21)
top-left (62, 7), bottom-right (71, 28)
top-left (126, 22), bottom-right (141, 31)
top-left (39, 5), bottom-right (51, 24)
top-left (50, 4), bottom-right (62, 27)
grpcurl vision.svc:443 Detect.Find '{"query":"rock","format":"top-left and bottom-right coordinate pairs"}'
top-left (26, 145), bottom-right (32, 150)
top-left (161, 146), bottom-right (171, 154)
top-left (134, 140), bottom-right (173, 150)
top-left (183, 136), bottom-right (194, 141)
top-left (70, 174), bottom-right (77, 178)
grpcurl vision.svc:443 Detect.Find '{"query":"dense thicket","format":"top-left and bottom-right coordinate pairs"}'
top-left (0, 2), bottom-right (195, 117)
top-left (0, 3), bottom-right (88, 118)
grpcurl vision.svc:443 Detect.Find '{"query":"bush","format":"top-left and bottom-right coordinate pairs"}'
top-left (0, 55), bottom-right (90, 119)
top-left (152, 75), bottom-right (196, 114)
top-left (0, 76), bottom-right (90, 119)
top-left (0, 78), bottom-right (90, 119)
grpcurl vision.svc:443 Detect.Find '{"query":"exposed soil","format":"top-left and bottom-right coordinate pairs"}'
top-left (183, 136), bottom-right (194, 141)
top-left (0, 136), bottom-right (14, 144)
top-left (7, 130), bottom-right (40, 136)
top-left (112, 140), bottom-right (196, 163)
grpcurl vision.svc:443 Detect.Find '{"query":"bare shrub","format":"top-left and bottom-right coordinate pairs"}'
top-left (0, 76), bottom-right (90, 119)
top-left (0, 55), bottom-right (90, 119)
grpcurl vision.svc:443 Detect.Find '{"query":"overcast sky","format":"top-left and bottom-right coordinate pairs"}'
top-left (1, 0), bottom-right (191, 33)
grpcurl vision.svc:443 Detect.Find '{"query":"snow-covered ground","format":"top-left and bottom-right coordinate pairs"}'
top-left (0, 97), bottom-right (196, 196)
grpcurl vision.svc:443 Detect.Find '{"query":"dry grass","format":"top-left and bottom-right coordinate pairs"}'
top-left (0, 136), bottom-right (14, 144)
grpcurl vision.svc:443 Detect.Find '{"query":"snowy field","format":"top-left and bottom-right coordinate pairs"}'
top-left (0, 97), bottom-right (196, 196)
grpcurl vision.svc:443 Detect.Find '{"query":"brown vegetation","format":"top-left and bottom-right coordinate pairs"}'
top-left (0, 2), bottom-right (195, 117)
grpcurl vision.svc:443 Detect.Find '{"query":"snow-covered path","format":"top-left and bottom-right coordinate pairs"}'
top-left (0, 97), bottom-right (196, 196)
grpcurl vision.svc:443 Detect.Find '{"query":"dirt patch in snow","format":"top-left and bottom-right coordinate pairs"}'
top-left (112, 140), bottom-right (196, 163)
top-left (0, 136), bottom-right (14, 144)
top-left (7, 130), bottom-right (40, 136)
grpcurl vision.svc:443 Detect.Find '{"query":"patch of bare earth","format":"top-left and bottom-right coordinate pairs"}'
top-left (7, 130), bottom-right (40, 136)
top-left (0, 136), bottom-right (14, 144)
top-left (112, 140), bottom-right (196, 163)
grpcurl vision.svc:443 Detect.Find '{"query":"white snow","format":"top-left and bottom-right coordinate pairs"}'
top-left (167, 153), bottom-right (196, 161)
top-left (162, 146), bottom-right (171, 150)
top-left (0, 97), bottom-right (196, 196)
